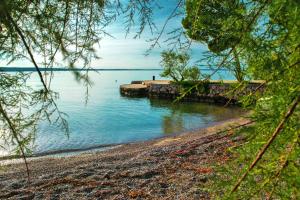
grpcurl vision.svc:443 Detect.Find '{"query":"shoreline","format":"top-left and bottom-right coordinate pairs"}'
top-left (0, 117), bottom-right (251, 199)
top-left (0, 117), bottom-right (246, 164)
top-left (0, 143), bottom-right (120, 163)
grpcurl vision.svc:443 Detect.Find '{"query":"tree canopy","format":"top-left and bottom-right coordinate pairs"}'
top-left (182, 0), bottom-right (249, 81)
top-left (182, 0), bottom-right (299, 198)
top-left (160, 50), bottom-right (200, 82)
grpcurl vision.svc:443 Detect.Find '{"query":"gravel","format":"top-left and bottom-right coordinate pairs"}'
top-left (0, 118), bottom-right (249, 200)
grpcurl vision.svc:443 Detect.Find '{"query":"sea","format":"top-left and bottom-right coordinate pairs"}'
top-left (0, 69), bottom-right (244, 157)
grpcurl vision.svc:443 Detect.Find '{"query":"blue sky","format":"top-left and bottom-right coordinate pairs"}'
top-left (0, 0), bottom-right (207, 69)
top-left (93, 0), bottom-right (207, 69)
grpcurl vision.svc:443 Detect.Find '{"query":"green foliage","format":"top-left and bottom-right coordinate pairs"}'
top-left (183, 0), bottom-right (300, 198)
top-left (160, 50), bottom-right (200, 82)
top-left (182, 0), bottom-right (248, 81)
top-left (0, 0), bottom-right (106, 69)
top-left (184, 67), bottom-right (201, 81)
top-left (179, 80), bottom-right (210, 94)
top-left (182, 0), bottom-right (247, 53)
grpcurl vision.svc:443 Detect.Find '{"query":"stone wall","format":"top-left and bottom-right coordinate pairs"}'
top-left (120, 81), bottom-right (265, 105)
top-left (148, 83), bottom-right (179, 99)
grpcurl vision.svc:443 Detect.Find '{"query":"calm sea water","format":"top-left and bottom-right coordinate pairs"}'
top-left (1, 69), bottom-right (243, 157)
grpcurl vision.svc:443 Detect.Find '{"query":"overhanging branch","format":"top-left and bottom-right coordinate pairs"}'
top-left (231, 94), bottom-right (300, 193)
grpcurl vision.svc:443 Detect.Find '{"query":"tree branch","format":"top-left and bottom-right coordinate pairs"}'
top-left (5, 11), bottom-right (48, 92)
top-left (146, 0), bottom-right (183, 54)
top-left (231, 94), bottom-right (300, 193)
top-left (0, 100), bottom-right (31, 182)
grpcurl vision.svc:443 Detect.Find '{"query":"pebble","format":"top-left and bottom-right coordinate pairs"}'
top-left (0, 122), bottom-right (243, 199)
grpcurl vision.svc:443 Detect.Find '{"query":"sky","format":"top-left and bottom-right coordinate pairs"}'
top-left (93, 1), bottom-right (207, 69)
top-left (0, 0), bottom-right (207, 69)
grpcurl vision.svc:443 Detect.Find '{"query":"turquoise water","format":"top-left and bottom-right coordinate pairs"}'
top-left (2, 70), bottom-right (243, 156)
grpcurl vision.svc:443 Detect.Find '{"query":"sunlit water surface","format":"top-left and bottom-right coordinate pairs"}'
top-left (1, 70), bottom-right (244, 157)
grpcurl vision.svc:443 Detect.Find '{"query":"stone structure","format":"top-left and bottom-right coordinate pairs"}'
top-left (120, 84), bottom-right (148, 97)
top-left (120, 80), bottom-right (265, 105)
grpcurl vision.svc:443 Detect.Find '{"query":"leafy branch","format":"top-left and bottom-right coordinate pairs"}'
top-left (231, 94), bottom-right (300, 193)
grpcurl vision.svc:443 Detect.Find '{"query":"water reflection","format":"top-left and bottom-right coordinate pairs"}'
top-left (149, 99), bottom-right (244, 135)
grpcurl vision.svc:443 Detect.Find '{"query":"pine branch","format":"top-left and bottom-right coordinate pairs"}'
top-left (245, 130), bottom-right (299, 200)
top-left (266, 135), bottom-right (298, 200)
top-left (146, 0), bottom-right (183, 54)
top-left (231, 95), bottom-right (300, 193)
top-left (0, 101), bottom-right (31, 182)
top-left (5, 11), bottom-right (48, 93)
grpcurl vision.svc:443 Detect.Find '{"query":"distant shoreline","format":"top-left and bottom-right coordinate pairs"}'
top-left (0, 67), bottom-right (229, 72)
top-left (0, 67), bottom-right (163, 72)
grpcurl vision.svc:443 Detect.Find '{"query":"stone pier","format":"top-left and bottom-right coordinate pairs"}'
top-left (120, 80), bottom-right (265, 105)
